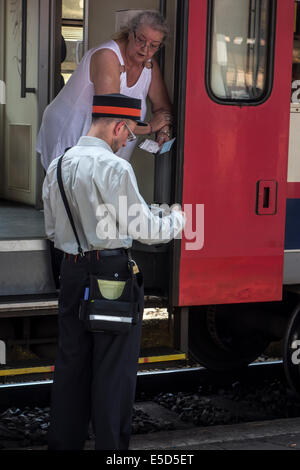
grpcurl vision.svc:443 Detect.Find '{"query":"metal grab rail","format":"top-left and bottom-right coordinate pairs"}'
top-left (21, 0), bottom-right (36, 98)
top-left (159, 0), bottom-right (166, 78)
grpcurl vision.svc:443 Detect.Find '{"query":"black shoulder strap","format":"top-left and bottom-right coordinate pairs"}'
top-left (57, 154), bottom-right (84, 256)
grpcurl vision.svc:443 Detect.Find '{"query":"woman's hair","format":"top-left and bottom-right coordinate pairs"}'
top-left (113, 10), bottom-right (169, 42)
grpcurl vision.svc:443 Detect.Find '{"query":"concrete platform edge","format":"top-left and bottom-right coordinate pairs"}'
top-left (129, 417), bottom-right (300, 450)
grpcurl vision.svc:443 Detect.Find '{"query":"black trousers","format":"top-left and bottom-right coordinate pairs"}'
top-left (48, 240), bottom-right (64, 289)
top-left (47, 252), bottom-right (144, 450)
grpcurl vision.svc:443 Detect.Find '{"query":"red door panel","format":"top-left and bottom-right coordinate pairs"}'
top-left (178, 0), bottom-right (294, 306)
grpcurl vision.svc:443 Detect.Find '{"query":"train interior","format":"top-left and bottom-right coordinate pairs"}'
top-left (0, 0), bottom-right (180, 299)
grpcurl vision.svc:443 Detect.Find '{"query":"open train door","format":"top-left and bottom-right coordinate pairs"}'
top-left (0, 1), bottom-right (63, 297)
top-left (171, 0), bottom-right (295, 369)
top-left (1, 0), bottom-right (39, 206)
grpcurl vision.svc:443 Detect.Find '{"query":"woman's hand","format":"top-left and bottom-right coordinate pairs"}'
top-left (149, 111), bottom-right (172, 133)
top-left (156, 126), bottom-right (171, 146)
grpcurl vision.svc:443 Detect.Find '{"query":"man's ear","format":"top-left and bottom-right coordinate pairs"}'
top-left (113, 121), bottom-right (124, 137)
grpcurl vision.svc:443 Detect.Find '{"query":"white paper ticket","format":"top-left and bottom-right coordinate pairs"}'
top-left (138, 139), bottom-right (161, 154)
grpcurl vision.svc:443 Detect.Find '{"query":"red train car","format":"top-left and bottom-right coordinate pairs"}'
top-left (171, 0), bottom-right (300, 391)
top-left (0, 0), bottom-right (300, 393)
top-left (173, 0), bottom-right (299, 392)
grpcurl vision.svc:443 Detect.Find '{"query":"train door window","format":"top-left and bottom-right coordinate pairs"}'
top-left (61, 0), bottom-right (85, 85)
top-left (207, 0), bottom-right (275, 104)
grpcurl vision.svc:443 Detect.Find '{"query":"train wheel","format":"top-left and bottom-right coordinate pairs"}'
top-left (188, 305), bottom-right (271, 371)
top-left (283, 303), bottom-right (300, 395)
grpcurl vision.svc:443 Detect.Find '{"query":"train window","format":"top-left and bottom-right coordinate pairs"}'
top-left (61, 0), bottom-right (85, 84)
top-left (207, 0), bottom-right (274, 104)
top-left (292, 1), bottom-right (300, 103)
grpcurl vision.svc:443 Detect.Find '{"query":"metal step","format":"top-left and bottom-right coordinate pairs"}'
top-left (0, 239), bottom-right (56, 296)
top-left (0, 300), bottom-right (58, 311)
top-left (0, 350), bottom-right (187, 378)
top-left (0, 299), bottom-right (58, 318)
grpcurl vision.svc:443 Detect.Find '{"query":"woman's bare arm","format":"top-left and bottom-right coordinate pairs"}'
top-left (134, 57), bottom-right (173, 143)
top-left (148, 57), bottom-right (172, 115)
top-left (90, 49), bottom-right (121, 94)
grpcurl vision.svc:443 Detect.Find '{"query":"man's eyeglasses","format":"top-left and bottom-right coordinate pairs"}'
top-left (133, 31), bottom-right (163, 52)
top-left (124, 122), bottom-right (136, 142)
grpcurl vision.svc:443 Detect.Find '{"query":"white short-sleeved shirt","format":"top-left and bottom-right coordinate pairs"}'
top-left (37, 40), bottom-right (152, 170)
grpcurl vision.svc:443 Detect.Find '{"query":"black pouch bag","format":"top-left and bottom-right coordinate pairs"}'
top-left (79, 265), bottom-right (141, 334)
top-left (57, 153), bottom-right (141, 335)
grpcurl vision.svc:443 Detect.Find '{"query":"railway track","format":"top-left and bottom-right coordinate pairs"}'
top-left (1, 360), bottom-right (299, 451)
top-left (0, 360), bottom-right (285, 411)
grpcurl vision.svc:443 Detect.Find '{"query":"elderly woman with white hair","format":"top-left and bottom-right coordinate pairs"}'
top-left (37, 10), bottom-right (173, 170)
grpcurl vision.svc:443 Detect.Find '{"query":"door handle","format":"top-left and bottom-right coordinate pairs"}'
top-left (256, 180), bottom-right (278, 215)
top-left (75, 41), bottom-right (83, 65)
top-left (21, 0), bottom-right (36, 98)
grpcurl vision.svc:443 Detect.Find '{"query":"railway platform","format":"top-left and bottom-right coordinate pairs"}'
top-left (128, 417), bottom-right (300, 451)
top-left (8, 416), bottom-right (300, 451)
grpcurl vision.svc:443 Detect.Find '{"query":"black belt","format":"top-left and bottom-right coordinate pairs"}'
top-left (64, 248), bottom-right (128, 260)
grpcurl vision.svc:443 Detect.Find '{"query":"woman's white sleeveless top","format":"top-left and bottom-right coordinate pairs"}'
top-left (36, 40), bottom-right (152, 169)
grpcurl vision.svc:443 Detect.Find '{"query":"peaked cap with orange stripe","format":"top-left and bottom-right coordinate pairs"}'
top-left (92, 94), bottom-right (147, 126)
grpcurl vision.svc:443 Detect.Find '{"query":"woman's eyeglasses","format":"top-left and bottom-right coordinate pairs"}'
top-left (133, 31), bottom-right (163, 52)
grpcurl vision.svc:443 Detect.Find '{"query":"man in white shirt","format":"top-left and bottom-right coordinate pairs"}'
top-left (43, 94), bottom-right (185, 450)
